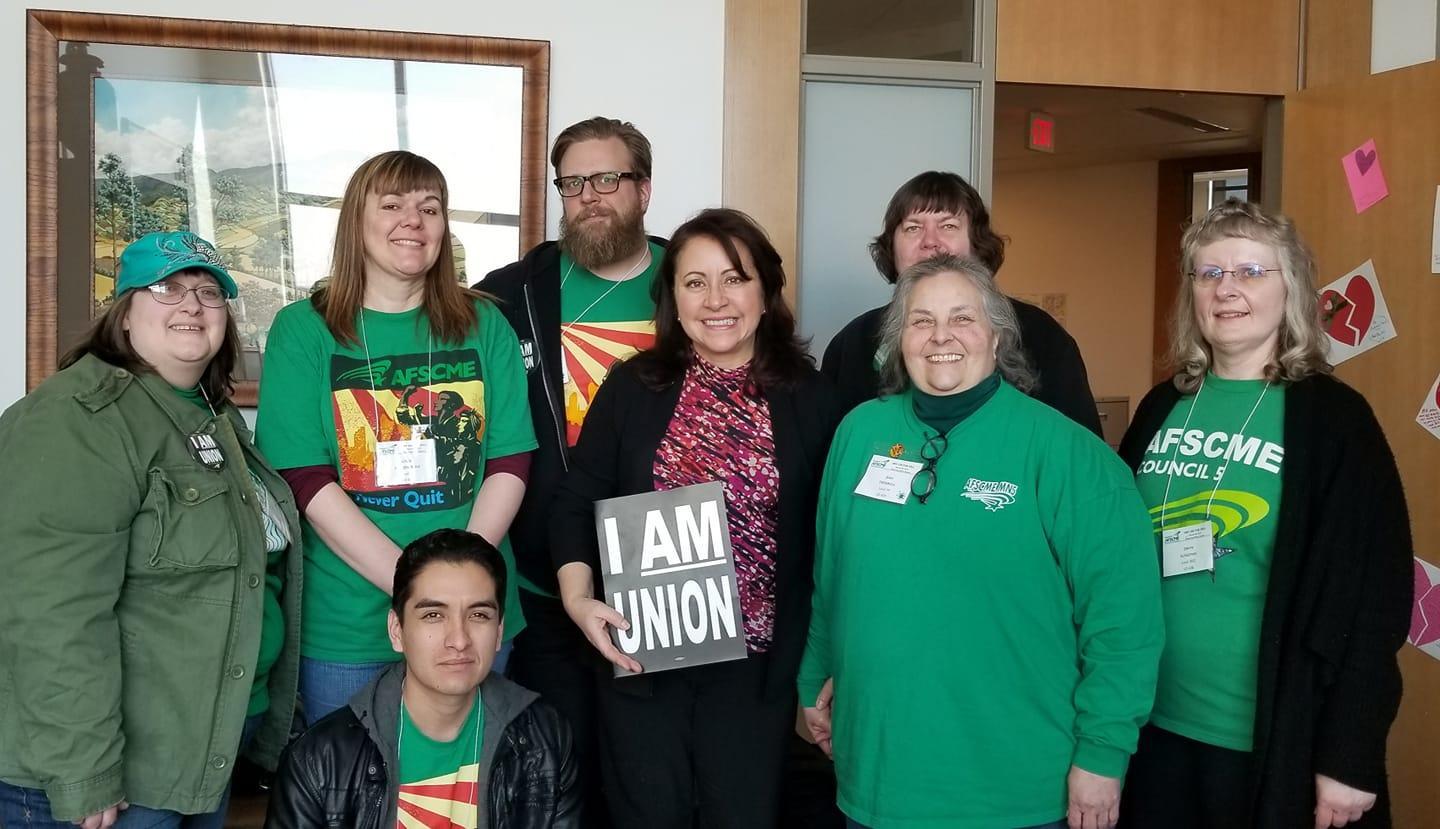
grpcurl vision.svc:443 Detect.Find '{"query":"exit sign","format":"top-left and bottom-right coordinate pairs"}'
top-left (1028, 112), bottom-right (1056, 153)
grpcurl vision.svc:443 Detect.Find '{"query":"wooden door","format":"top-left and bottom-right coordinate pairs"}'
top-left (1281, 7), bottom-right (1440, 825)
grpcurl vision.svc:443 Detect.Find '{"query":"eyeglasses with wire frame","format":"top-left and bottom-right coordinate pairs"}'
top-left (144, 279), bottom-right (229, 308)
top-left (553, 171), bottom-right (641, 198)
top-left (910, 432), bottom-right (949, 505)
top-left (1187, 264), bottom-right (1281, 283)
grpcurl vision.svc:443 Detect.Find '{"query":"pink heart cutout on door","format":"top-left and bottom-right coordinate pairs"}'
top-left (1354, 148), bottom-right (1377, 175)
top-left (1410, 560), bottom-right (1440, 648)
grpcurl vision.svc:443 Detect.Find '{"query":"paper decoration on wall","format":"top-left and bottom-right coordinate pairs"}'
top-left (1409, 556), bottom-right (1440, 662)
top-left (1371, 0), bottom-right (1439, 75)
top-left (1011, 292), bottom-right (1068, 327)
top-left (1318, 260), bottom-right (1397, 364)
top-left (1341, 139), bottom-right (1390, 213)
top-left (1431, 186), bottom-right (1439, 274)
top-left (1417, 371), bottom-right (1440, 440)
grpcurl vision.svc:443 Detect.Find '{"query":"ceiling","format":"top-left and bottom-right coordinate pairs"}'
top-left (994, 83), bottom-right (1273, 174)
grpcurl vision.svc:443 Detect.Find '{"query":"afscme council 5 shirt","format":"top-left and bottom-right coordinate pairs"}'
top-left (256, 299), bottom-right (537, 663)
top-left (1134, 374), bottom-right (1285, 751)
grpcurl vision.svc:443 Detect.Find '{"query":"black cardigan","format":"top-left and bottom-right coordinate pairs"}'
top-left (550, 357), bottom-right (843, 701)
top-left (1119, 373), bottom-right (1413, 829)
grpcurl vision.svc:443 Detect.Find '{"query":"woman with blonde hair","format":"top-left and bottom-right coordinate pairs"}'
top-left (257, 150), bottom-right (536, 724)
top-left (1117, 200), bottom-right (1412, 828)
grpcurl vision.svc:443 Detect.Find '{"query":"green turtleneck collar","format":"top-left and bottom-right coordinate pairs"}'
top-left (911, 370), bottom-right (1001, 434)
top-left (173, 383), bottom-right (211, 412)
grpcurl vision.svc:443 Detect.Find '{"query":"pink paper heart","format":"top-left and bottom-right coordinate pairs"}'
top-left (1410, 559), bottom-right (1440, 648)
top-left (1354, 148), bottom-right (1376, 175)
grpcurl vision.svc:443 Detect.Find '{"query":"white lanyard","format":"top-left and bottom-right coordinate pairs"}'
top-left (358, 310), bottom-right (432, 438)
top-left (560, 246), bottom-right (652, 328)
top-left (1158, 376), bottom-right (1271, 531)
top-left (195, 383), bottom-right (219, 417)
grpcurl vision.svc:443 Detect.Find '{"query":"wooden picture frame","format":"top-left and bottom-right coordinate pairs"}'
top-left (26, 9), bottom-right (550, 405)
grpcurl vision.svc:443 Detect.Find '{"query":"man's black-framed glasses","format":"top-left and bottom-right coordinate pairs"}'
top-left (553, 171), bottom-right (640, 198)
top-left (911, 432), bottom-right (948, 505)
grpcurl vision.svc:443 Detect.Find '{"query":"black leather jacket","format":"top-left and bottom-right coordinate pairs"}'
top-left (265, 664), bottom-right (579, 829)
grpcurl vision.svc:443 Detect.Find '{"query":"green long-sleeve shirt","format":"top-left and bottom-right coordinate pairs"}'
top-left (798, 383), bottom-right (1163, 828)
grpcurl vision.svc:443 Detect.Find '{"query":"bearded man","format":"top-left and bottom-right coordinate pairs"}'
top-left (475, 116), bottom-right (663, 828)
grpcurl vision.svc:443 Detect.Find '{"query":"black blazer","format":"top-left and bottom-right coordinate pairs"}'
top-left (550, 357), bottom-right (843, 701)
top-left (1119, 373), bottom-right (1413, 829)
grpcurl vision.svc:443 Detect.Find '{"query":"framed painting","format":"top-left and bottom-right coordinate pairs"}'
top-left (26, 10), bottom-right (550, 405)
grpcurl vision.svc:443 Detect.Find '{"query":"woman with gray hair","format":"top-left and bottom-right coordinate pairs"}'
top-left (799, 255), bottom-right (1163, 829)
top-left (1117, 201), bottom-right (1411, 829)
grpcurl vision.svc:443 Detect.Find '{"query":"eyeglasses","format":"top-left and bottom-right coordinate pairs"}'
top-left (553, 171), bottom-right (640, 198)
top-left (1188, 264), bottom-right (1281, 283)
top-left (145, 279), bottom-right (228, 308)
top-left (910, 432), bottom-right (948, 505)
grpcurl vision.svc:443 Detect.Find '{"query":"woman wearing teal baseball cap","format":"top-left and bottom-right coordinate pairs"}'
top-left (0, 231), bottom-right (302, 829)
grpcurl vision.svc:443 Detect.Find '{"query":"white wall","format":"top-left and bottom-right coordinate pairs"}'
top-left (2, 0), bottom-right (725, 407)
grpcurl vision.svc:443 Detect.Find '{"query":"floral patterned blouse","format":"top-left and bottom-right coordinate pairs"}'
top-left (652, 353), bottom-right (780, 652)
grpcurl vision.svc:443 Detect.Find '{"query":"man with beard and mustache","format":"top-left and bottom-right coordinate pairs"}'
top-left (476, 116), bottom-right (662, 827)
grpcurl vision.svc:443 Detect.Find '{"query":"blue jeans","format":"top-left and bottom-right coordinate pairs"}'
top-left (300, 642), bottom-right (512, 726)
top-left (0, 714), bottom-right (263, 828)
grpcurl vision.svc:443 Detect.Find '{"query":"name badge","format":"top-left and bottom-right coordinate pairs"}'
top-left (853, 455), bottom-right (923, 505)
top-left (375, 430), bottom-right (439, 488)
top-left (1161, 523), bottom-right (1214, 577)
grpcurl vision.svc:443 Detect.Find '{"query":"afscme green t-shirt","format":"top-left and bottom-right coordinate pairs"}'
top-left (1134, 374), bottom-right (1285, 751)
top-left (256, 299), bottom-right (538, 662)
top-left (397, 695), bottom-right (484, 829)
top-left (558, 241), bottom-right (662, 447)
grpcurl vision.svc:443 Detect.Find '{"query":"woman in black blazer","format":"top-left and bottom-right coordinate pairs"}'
top-left (549, 208), bottom-right (841, 829)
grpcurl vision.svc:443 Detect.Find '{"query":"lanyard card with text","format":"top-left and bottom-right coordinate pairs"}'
top-left (1162, 523), bottom-right (1215, 577)
top-left (854, 455), bottom-right (923, 505)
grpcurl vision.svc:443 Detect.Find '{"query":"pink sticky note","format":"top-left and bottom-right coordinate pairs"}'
top-left (1340, 139), bottom-right (1389, 213)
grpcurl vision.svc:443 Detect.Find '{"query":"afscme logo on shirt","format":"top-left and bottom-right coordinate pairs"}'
top-left (1142, 428), bottom-right (1284, 475)
top-left (962, 478), bottom-right (1018, 511)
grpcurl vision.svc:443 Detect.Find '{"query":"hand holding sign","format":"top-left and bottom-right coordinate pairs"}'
top-left (593, 482), bottom-right (748, 675)
top-left (562, 588), bottom-right (644, 675)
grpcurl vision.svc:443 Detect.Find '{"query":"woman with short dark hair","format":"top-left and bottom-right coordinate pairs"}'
top-left (822, 171), bottom-right (1102, 434)
top-left (551, 208), bottom-right (843, 827)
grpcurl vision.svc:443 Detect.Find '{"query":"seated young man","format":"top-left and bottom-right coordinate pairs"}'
top-left (265, 529), bottom-right (579, 828)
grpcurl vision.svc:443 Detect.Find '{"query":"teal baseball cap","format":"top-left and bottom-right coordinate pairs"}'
top-left (116, 231), bottom-right (239, 299)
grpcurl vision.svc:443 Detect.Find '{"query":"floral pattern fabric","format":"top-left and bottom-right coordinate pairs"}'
top-left (653, 354), bottom-right (780, 652)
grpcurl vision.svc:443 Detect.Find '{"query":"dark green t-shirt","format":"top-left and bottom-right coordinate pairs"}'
top-left (396, 694), bottom-right (484, 829)
top-left (175, 384), bottom-right (286, 717)
top-left (255, 299), bottom-right (538, 662)
top-left (558, 241), bottom-right (662, 446)
top-left (1134, 374), bottom-right (1285, 751)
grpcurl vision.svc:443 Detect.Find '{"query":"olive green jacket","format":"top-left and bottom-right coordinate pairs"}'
top-left (0, 355), bottom-right (303, 821)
